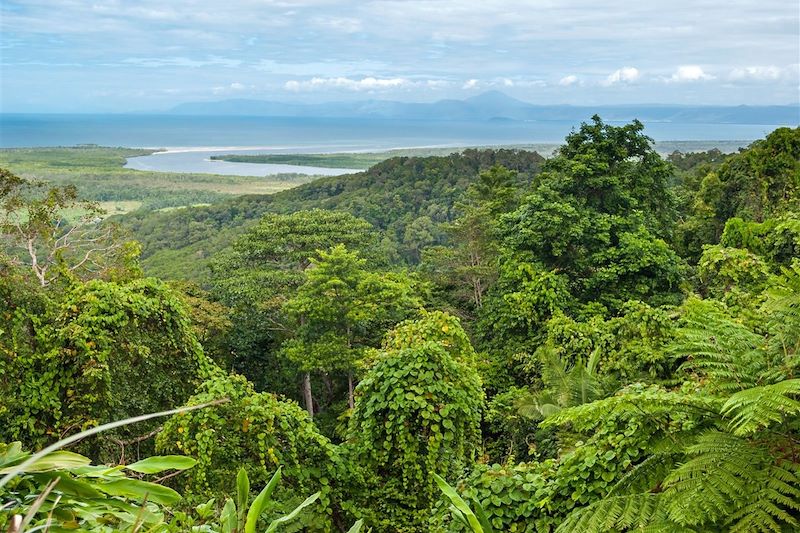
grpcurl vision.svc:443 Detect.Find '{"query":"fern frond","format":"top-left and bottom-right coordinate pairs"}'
top-left (608, 452), bottom-right (680, 496)
top-left (556, 493), bottom-right (665, 533)
top-left (721, 379), bottom-right (800, 435)
top-left (664, 431), bottom-right (760, 525)
top-left (672, 299), bottom-right (765, 391)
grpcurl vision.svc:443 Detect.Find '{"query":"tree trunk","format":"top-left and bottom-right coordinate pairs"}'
top-left (348, 372), bottom-right (355, 409)
top-left (303, 372), bottom-right (313, 417)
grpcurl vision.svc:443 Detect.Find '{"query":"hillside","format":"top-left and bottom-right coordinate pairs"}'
top-left (120, 148), bottom-right (546, 279)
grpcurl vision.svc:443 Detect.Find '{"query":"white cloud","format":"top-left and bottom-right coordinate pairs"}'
top-left (284, 76), bottom-right (411, 91)
top-left (602, 67), bottom-right (640, 86)
top-left (559, 74), bottom-right (579, 86)
top-left (501, 78), bottom-right (514, 87)
top-left (212, 82), bottom-right (251, 94)
top-left (462, 78), bottom-right (479, 89)
top-left (668, 65), bottom-right (714, 82)
top-left (729, 65), bottom-right (784, 80)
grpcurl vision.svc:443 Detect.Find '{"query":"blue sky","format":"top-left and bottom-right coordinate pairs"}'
top-left (1, 0), bottom-right (798, 112)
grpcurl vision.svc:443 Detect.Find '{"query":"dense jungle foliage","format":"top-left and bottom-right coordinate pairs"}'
top-left (1, 117), bottom-right (799, 532)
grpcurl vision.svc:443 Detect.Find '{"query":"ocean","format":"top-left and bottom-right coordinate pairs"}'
top-left (0, 113), bottom-right (789, 150)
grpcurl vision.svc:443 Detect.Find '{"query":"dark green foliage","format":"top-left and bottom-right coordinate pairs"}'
top-left (500, 117), bottom-right (685, 310)
top-left (0, 275), bottom-right (213, 459)
top-left (120, 149), bottom-right (545, 279)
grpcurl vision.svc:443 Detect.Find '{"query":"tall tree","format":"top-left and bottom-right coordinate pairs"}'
top-left (283, 244), bottom-right (423, 411)
top-left (210, 209), bottom-right (378, 414)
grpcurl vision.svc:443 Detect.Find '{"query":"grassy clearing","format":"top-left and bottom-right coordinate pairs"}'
top-left (0, 146), bottom-right (318, 213)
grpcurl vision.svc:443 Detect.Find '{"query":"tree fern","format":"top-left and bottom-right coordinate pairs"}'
top-left (672, 298), bottom-right (765, 391)
top-left (721, 378), bottom-right (800, 435)
top-left (556, 492), bottom-right (666, 533)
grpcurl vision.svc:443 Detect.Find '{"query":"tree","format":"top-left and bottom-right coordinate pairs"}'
top-left (211, 210), bottom-right (379, 414)
top-left (0, 277), bottom-right (213, 460)
top-left (0, 170), bottom-right (130, 287)
top-left (346, 312), bottom-right (484, 531)
top-left (423, 165), bottom-right (518, 312)
top-left (500, 117), bottom-right (685, 309)
top-left (283, 244), bottom-right (423, 412)
top-left (157, 374), bottom-right (346, 531)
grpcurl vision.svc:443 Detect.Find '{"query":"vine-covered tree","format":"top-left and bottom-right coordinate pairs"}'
top-left (346, 312), bottom-right (484, 531)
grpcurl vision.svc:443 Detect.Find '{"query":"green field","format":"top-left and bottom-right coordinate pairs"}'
top-left (0, 146), bottom-right (319, 216)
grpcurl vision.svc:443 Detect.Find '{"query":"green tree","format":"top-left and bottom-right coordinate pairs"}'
top-left (423, 165), bottom-right (518, 312)
top-left (0, 277), bottom-right (214, 460)
top-left (283, 244), bottom-right (423, 413)
top-left (346, 312), bottom-right (484, 531)
top-left (500, 117), bottom-right (684, 309)
top-left (210, 210), bottom-right (378, 411)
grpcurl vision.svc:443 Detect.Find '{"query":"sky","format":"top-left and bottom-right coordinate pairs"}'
top-left (1, 0), bottom-right (799, 112)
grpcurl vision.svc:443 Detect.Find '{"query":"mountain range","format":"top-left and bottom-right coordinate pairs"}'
top-left (168, 91), bottom-right (799, 125)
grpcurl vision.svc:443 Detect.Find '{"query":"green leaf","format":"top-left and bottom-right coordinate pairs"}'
top-left (244, 467), bottom-right (282, 533)
top-left (0, 451), bottom-right (90, 474)
top-left (220, 498), bottom-right (237, 533)
top-left (346, 519), bottom-right (365, 533)
top-left (433, 473), bottom-right (484, 533)
top-left (265, 492), bottom-right (320, 533)
top-left (236, 467), bottom-right (250, 531)
top-left (98, 478), bottom-right (182, 505)
top-left (125, 455), bottom-right (197, 474)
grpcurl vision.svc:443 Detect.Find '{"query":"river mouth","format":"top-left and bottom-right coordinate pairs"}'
top-left (124, 147), bottom-right (362, 177)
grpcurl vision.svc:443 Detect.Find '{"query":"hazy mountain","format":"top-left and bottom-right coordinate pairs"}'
top-left (168, 91), bottom-right (800, 124)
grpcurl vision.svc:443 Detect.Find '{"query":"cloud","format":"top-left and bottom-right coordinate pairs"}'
top-left (602, 67), bottom-right (640, 86)
top-left (668, 65), bottom-right (714, 82)
top-left (462, 79), bottom-right (479, 89)
top-left (729, 65), bottom-right (784, 80)
top-left (212, 82), bottom-right (252, 94)
top-left (284, 76), bottom-right (411, 91)
top-left (559, 74), bottom-right (579, 86)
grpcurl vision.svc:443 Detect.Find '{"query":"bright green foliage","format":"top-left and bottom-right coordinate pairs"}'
top-left (157, 374), bottom-right (345, 530)
top-left (477, 258), bottom-right (571, 356)
top-left (517, 347), bottom-right (610, 422)
top-left (433, 473), bottom-right (494, 533)
top-left (382, 309), bottom-right (477, 363)
top-left (346, 313), bottom-right (484, 531)
top-left (0, 442), bottom-right (193, 531)
top-left (544, 292), bottom-right (800, 532)
top-left (535, 300), bottom-right (676, 381)
top-left (697, 244), bottom-right (771, 307)
top-left (0, 276), bottom-right (213, 455)
top-left (721, 214), bottom-right (800, 266)
top-left (283, 244), bottom-right (423, 396)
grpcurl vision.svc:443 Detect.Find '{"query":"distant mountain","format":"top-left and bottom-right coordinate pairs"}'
top-left (168, 92), bottom-right (800, 125)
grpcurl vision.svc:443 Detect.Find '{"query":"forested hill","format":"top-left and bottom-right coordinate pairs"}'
top-left (120, 148), bottom-right (545, 279)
